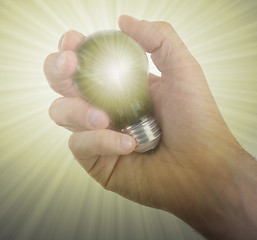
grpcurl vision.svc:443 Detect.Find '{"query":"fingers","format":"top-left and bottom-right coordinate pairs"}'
top-left (69, 129), bottom-right (135, 160)
top-left (49, 97), bottom-right (109, 131)
top-left (44, 30), bottom-right (85, 97)
top-left (58, 30), bottom-right (84, 51)
top-left (44, 51), bottom-right (80, 97)
top-left (118, 15), bottom-right (193, 73)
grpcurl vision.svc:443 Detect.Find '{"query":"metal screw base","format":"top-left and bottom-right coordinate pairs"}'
top-left (121, 115), bottom-right (161, 153)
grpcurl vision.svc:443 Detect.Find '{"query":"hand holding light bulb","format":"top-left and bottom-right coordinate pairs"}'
top-left (74, 30), bottom-right (161, 152)
top-left (44, 15), bottom-right (257, 239)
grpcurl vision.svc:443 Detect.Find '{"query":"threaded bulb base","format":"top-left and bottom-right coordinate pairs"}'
top-left (121, 115), bottom-right (161, 153)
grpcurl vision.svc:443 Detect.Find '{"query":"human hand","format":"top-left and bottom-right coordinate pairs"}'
top-left (44, 15), bottom-right (257, 239)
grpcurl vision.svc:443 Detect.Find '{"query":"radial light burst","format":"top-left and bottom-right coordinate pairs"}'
top-left (74, 30), bottom-right (151, 127)
top-left (0, 0), bottom-right (257, 239)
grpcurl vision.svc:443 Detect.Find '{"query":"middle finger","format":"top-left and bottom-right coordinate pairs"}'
top-left (49, 97), bottom-right (110, 131)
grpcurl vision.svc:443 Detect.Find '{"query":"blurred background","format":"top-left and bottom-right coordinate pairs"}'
top-left (0, 0), bottom-right (256, 239)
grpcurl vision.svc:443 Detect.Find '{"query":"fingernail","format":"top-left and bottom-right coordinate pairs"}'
top-left (88, 109), bottom-right (106, 128)
top-left (121, 135), bottom-right (133, 150)
top-left (56, 52), bottom-right (67, 69)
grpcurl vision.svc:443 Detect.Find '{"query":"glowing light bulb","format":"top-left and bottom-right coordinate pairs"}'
top-left (74, 31), bottom-right (161, 152)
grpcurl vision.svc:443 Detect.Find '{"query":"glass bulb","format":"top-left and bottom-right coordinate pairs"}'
top-left (74, 30), bottom-right (161, 152)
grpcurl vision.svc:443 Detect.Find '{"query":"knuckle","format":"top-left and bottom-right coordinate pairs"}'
top-left (48, 97), bottom-right (64, 123)
top-left (154, 21), bottom-right (174, 40)
top-left (68, 134), bottom-right (81, 160)
top-left (68, 134), bottom-right (75, 152)
top-left (49, 97), bottom-right (83, 127)
top-left (43, 52), bottom-right (56, 76)
top-left (43, 56), bottom-right (49, 74)
top-left (161, 21), bottom-right (173, 29)
top-left (156, 21), bottom-right (173, 30)
top-left (66, 29), bottom-right (77, 36)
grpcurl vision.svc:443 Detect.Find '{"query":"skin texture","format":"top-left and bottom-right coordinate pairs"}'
top-left (44, 15), bottom-right (257, 239)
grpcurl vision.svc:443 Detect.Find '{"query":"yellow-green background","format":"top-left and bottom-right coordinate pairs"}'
top-left (0, 0), bottom-right (256, 239)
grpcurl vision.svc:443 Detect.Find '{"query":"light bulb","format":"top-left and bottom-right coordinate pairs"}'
top-left (74, 30), bottom-right (161, 153)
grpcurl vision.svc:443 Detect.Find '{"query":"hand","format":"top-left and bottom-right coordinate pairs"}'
top-left (44, 15), bottom-right (257, 239)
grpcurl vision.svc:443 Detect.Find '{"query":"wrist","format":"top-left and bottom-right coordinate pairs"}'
top-left (178, 143), bottom-right (257, 239)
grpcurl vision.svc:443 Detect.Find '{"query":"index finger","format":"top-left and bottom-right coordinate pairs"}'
top-left (118, 15), bottom-right (192, 74)
top-left (44, 30), bottom-right (85, 97)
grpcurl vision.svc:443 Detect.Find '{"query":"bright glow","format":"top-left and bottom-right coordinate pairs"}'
top-left (74, 31), bottom-right (150, 127)
top-left (104, 59), bottom-right (129, 88)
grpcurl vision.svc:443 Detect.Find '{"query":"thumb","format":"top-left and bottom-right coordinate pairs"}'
top-left (118, 15), bottom-right (192, 74)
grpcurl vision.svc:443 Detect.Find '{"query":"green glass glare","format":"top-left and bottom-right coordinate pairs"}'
top-left (74, 30), bottom-right (152, 128)
top-left (74, 30), bottom-right (161, 153)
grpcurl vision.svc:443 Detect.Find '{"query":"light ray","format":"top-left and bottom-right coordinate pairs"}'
top-left (0, 1), bottom-right (256, 240)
